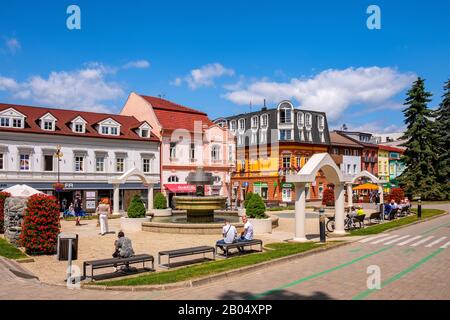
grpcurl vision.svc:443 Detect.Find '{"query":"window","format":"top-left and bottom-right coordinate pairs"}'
top-left (344, 149), bottom-right (350, 156)
top-left (347, 164), bottom-right (351, 174)
top-left (19, 154), bottom-right (30, 171)
top-left (297, 112), bottom-right (304, 127)
top-left (101, 126), bottom-right (109, 134)
top-left (74, 123), bottom-right (84, 133)
top-left (168, 176), bottom-right (179, 183)
top-left (96, 157), bottom-right (105, 172)
top-left (279, 129), bottom-right (292, 141)
top-left (239, 160), bottom-right (245, 171)
top-left (282, 155), bottom-right (291, 168)
top-left (110, 127), bottom-right (118, 135)
top-left (332, 148), bottom-right (339, 155)
top-left (116, 158), bottom-right (124, 173)
top-left (141, 129), bottom-right (149, 138)
top-left (213, 176), bottom-right (221, 184)
top-left (318, 115), bottom-right (325, 129)
top-left (75, 156), bottom-right (84, 172)
top-left (251, 116), bottom-right (259, 129)
top-left (230, 120), bottom-right (237, 131)
top-left (296, 156), bottom-right (301, 168)
top-left (353, 149), bottom-right (359, 156)
top-left (228, 144), bottom-right (233, 161)
top-left (0, 153), bottom-right (4, 170)
top-left (353, 164), bottom-right (357, 174)
top-left (43, 120), bottom-right (54, 130)
top-left (305, 113), bottom-right (312, 127)
top-left (142, 158), bottom-right (151, 173)
top-left (0, 118), bottom-right (10, 127)
top-left (260, 114), bottom-right (268, 128)
top-left (238, 119), bottom-right (245, 131)
top-left (282, 188), bottom-right (292, 202)
top-left (190, 143), bottom-right (195, 160)
top-left (211, 145), bottom-right (221, 162)
top-left (279, 108), bottom-right (292, 124)
top-left (44, 155), bottom-right (53, 171)
top-left (169, 142), bottom-right (177, 159)
top-left (12, 119), bottom-right (22, 128)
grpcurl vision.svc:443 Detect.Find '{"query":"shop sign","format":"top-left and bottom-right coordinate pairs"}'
top-left (281, 182), bottom-right (294, 189)
top-left (242, 182), bottom-right (249, 188)
top-left (254, 182), bottom-right (268, 187)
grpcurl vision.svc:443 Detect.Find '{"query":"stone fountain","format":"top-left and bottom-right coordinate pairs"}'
top-left (173, 167), bottom-right (227, 223)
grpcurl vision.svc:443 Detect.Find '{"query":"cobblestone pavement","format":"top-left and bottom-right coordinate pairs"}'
top-left (1, 205), bottom-right (448, 300)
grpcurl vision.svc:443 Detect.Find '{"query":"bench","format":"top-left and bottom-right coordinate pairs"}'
top-left (158, 246), bottom-right (215, 269)
top-left (216, 239), bottom-right (263, 258)
top-left (83, 254), bottom-right (154, 281)
top-left (369, 211), bottom-right (382, 224)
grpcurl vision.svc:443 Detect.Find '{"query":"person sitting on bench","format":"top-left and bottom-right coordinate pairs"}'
top-left (237, 214), bottom-right (254, 252)
top-left (112, 231), bottom-right (135, 272)
top-left (216, 219), bottom-right (237, 250)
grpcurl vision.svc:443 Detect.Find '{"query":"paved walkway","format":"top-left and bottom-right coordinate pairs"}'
top-left (1, 204), bottom-right (448, 300)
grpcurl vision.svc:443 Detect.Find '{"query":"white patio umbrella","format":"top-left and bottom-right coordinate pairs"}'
top-left (2, 184), bottom-right (44, 198)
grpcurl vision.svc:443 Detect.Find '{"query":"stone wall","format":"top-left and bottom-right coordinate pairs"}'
top-left (4, 197), bottom-right (28, 247)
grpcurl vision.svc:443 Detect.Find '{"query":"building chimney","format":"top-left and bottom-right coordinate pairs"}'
top-left (261, 99), bottom-right (267, 111)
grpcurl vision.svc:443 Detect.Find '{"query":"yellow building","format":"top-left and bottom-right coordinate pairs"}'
top-left (378, 148), bottom-right (390, 192)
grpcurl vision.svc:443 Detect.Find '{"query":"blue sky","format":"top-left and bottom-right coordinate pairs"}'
top-left (0, 0), bottom-right (449, 133)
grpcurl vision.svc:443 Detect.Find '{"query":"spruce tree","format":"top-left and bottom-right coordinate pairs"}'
top-left (398, 77), bottom-right (441, 200)
top-left (434, 79), bottom-right (450, 198)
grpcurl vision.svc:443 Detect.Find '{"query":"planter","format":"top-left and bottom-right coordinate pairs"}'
top-left (120, 217), bottom-right (150, 233)
top-left (148, 208), bottom-right (172, 217)
top-left (248, 217), bottom-right (272, 234)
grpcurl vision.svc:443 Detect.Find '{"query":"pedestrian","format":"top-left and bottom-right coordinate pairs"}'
top-left (74, 195), bottom-right (82, 226)
top-left (112, 231), bottom-right (135, 272)
top-left (237, 214), bottom-right (254, 252)
top-left (216, 219), bottom-right (237, 252)
top-left (96, 198), bottom-right (111, 235)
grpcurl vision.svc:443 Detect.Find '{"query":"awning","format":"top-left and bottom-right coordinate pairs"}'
top-left (353, 183), bottom-right (379, 190)
top-left (164, 184), bottom-right (196, 193)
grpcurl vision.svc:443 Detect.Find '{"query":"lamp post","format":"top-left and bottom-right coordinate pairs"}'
top-left (54, 145), bottom-right (63, 209)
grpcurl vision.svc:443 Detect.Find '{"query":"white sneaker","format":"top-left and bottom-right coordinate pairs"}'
top-left (112, 267), bottom-right (117, 272)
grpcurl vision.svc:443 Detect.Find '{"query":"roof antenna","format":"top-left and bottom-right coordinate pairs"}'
top-left (249, 100), bottom-right (252, 113)
top-left (158, 93), bottom-right (166, 99)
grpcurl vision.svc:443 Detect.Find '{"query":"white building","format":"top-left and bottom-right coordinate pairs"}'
top-left (0, 103), bottom-right (160, 213)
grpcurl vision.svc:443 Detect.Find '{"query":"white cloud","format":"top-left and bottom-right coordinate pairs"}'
top-left (1, 64), bottom-right (124, 112)
top-left (223, 67), bottom-right (416, 120)
top-left (344, 121), bottom-right (406, 134)
top-left (122, 60), bottom-right (150, 69)
top-left (5, 38), bottom-right (21, 54)
top-left (173, 63), bottom-right (235, 89)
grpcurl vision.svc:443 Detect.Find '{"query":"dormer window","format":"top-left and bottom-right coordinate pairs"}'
top-left (40, 113), bottom-right (57, 131)
top-left (71, 116), bottom-right (87, 134)
top-left (278, 102), bottom-right (293, 124)
top-left (318, 115), bottom-right (325, 131)
top-left (137, 122), bottom-right (152, 138)
top-left (260, 114), bottom-right (268, 128)
top-left (305, 113), bottom-right (312, 128)
top-left (251, 116), bottom-right (259, 129)
top-left (238, 119), bottom-right (245, 131)
top-left (0, 108), bottom-right (26, 129)
top-left (297, 112), bottom-right (304, 127)
top-left (230, 120), bottom-right (237, 131)
top-left (98, 118), bottom-right (121, 136)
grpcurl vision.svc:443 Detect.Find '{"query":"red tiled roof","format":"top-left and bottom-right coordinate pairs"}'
top-left (139, 95), bottom-right (214, 132)
top-left (0, 103), bottom-right (159, 142)
top-left (330, 132), bottom-right (363, 148)
top-left (378, 144), bottom-right (405, 153)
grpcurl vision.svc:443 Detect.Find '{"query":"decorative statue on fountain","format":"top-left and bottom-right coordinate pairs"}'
top-left (173, 167), bottom-right (227, 223)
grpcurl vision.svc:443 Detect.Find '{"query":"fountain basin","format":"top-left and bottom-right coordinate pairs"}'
top-left (173, 195), bottom-right (227, 223)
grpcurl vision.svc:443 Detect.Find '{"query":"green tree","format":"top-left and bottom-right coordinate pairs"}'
top-left (434, 79), bottom-right (450, 198)
top-left (127, 194), bottom-right (146, 218)
top-left (244, 192), bottom-right (255, 209)
top-left (398, 77), bottom-right (441, 200)
top-left (153, 192), bottom-right (167, 209)
top-left (245, 193), bottom-right (266, 219)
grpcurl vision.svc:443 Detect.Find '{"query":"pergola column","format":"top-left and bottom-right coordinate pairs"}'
top-left (347, 183), bottom-right (353, 207)
top-left (378, 184), bottom-right (384, 220)
top-left (147, 183), bottom-right (154, 214)
top-left (334, 183), bottom-right (346, 235)
top-left (293, 182), bottom-right (307, 242)
top-left (112, 183), bottom-right (120, 215)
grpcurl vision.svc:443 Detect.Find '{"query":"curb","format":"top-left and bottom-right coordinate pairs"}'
top-left (81, 240), bottom-right (356, 292)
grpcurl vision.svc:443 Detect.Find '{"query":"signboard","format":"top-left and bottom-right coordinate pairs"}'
top-left (281, 182), bottom-right (294, 189)
top-left (253, 182), bottom-right (268, 187)
top-left (85, 200), bottom-right (96, 210)
top-left (242, 182), bottom-right (249, 188)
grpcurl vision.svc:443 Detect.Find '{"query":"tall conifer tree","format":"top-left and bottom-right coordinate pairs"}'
top-left (398, 77), bottom-right (441, 200)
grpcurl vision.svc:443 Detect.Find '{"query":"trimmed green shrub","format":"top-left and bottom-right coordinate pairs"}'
top-left (154, 192), bottom-right (167, 209)
top-left (0, 192), bottom-right (11, 234)
top-left (246, 193), bottom-right (266, 219)
top-left (127, 194), bottom-right (146, 218)
top-left (20, 194), bottom-right (60, 255)
top-left (244, 192), bottom-right (255, 209)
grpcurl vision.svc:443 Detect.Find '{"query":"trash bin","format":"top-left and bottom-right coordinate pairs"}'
top-left (57, 233), bottom-right (78, 261)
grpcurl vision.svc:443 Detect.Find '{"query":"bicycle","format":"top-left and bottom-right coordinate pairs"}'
top-left (326, 214), bottom-right (364, 232)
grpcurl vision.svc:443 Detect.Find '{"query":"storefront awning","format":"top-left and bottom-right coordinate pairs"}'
top-left (164, 184), bottom-right (196, 193)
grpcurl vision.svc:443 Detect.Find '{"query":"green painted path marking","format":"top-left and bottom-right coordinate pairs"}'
top-left (420, 221), bottom-right (450, 236)
top-left (352, 248), bottom-right (444, 300)
top-left (248, 245), bottom-right (393, 300)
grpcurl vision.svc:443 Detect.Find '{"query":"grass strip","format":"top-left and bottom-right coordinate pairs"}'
top-left (96, 242), bottom-right (338, 286)
top-left (350, 209), bottom-right (446, 236)
top-left (0, 237), bottom-right (27, 260)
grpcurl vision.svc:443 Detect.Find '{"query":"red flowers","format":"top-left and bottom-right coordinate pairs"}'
top-left (20, 194), bottom-right (60, 255)
top-left (0, 192), bottom-right (11, 234)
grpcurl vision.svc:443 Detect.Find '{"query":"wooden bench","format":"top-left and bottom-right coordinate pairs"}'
top-left (83, 254), bottom-right (154, 281)
top-left (369, 211), bottom-right (382, 224)
top-left (216, 239), bottom-right (263, 257)
top-left (158, 246), bottom-right (215, 269)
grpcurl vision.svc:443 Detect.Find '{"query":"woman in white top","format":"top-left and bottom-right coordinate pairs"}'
top-left (96, 198), bottom-right (111, 236)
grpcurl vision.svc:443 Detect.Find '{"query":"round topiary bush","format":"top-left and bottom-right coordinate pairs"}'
top-left (20, 194), bottom-right (60, 255)
top-left (244, 192), bottom-right (255, 209)
top-left (0, 191), bottom-right (11, 234)
top-left (246, 193), bottom-right (266, 219)
top-left (322, 188), bottom-right (335, 206)
top-left (154, 192), bottom-right (167, 209)
top-left (127, 194), bottom-right (146, 218)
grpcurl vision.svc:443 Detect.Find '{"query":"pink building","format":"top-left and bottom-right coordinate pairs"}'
top-left (120, 93), bottom-right (235, 207)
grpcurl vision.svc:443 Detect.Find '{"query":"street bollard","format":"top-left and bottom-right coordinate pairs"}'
top-left (319, 208), bottom-right (326, 243)
top-left (418, 198), bottom-right (422, 219)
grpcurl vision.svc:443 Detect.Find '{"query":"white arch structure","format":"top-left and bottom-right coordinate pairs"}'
top-left (286, 153), bottom-right (386, 241)
top-left (109, 167), bottom-right (159, 215)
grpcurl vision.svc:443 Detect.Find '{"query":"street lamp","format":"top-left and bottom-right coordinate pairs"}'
top-left (54, 145), bottom-right (64, 209)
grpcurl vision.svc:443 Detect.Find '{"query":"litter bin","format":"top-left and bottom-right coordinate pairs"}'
top-left (57, 233), bottom-right (78, 261)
